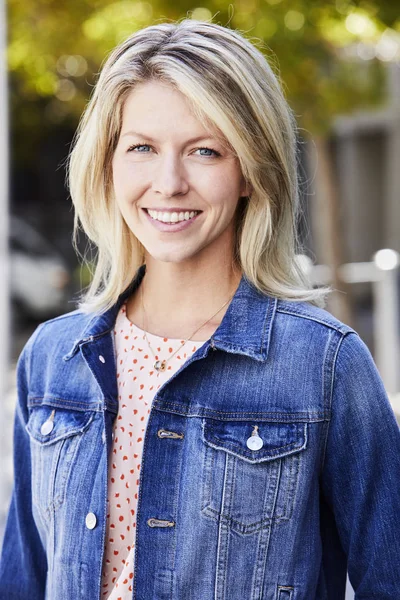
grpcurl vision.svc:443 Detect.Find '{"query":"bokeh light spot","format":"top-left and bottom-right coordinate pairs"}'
top-left (284, 10), bottom-right (305, 32)
top-left (255, 17), bottom-right (277, 39)
top-left (191, 8), bottom-right (213, 22)
top-left (345, 12), bottom-right (376, 37)
top-left (374, 249), bottom-right (400, 271)
top-left (82, 16), bottom-right (108, 40)
top-left (376, 29), bottom-right (400, 62)
top-left (55, 79), bottom-right (76, 101)
top-left (35, 72), bottom-right (57, 96)
top-left (356, 43), bottom-right (376, 61)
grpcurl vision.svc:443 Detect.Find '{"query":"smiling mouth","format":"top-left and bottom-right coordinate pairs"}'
top-left (145, 209), bottom-right (202, 224)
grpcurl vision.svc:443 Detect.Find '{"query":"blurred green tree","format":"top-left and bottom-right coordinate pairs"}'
top-left (8, 0), bottom-right (399, 151)
top-left (8, 0), bottom-right (400, 320)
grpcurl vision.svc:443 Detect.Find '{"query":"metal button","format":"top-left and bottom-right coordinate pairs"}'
top-left (40, 420), bottom-right (54, 435)
top-left (246, 425), bottom-right (264, 451)
top-left (246, 435), bottom-right (263, 450)
top-left (40, 409), bottom-right (55, 435)
top-left (111, 431), bottom-right (115, 441)
top-left (147, 518), bottom-right (175, 528)
top-left (246, 425), bottom-right (264, 450)
top-left (99, 355), bottom-right (105, 363)
top-left (157, 429), bottom-right (184, 439)
top-left (85, 512), bottom-right (97, 529)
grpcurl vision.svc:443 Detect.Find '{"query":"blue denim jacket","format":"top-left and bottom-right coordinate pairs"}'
top-left (1, 265), bottom-right (400, 599)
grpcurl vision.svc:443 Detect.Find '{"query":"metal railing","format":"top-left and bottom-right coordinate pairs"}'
top-left (301, 250), bottom-right (400, 402)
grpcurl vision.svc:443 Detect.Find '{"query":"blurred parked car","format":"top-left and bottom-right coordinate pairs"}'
top-left (9, 216), bottom-right (71, 322)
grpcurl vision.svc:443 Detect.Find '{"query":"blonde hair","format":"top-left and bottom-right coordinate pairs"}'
top-left (68, 19), bottom-right (331, 313)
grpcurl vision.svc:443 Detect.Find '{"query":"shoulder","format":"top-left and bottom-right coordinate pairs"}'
top-left (274, 299), bottom-right (385, 394)
top-left (277, 297), bottom-right (374, 357)
top-left (18, 308), bottom-right (98, 368)
top-left (272, 298), bottom-right (369, 371)
top-left (277, 299), bottom-right (381, 367)
top-left (275, 298), bottom-right (355, 337)
top-left (273, 299), bottom-right (389, 413)
top-left (35, 307), bottom-right (96, 341)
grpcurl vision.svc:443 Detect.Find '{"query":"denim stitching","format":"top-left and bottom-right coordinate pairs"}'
top-left (277, 306), bottom-right (355, 335)
top-left (156, 402), bottom-right (329, 421)
top-left (201, 439), bottom-right (300, 534)
top-left (320, 332), bottom-right (351, 472)
top-left (25, 412), bottom-right (95, 445)
top-left (204, 422), bottom-right (307, 462)
top-left (28, 397), bottom-right (103, 411)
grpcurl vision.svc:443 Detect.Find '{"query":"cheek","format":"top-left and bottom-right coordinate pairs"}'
top-left (115, 165), bottom-right (132, 189)
top-left (207, 180), bottom-right (241, 215)
top-left (111, 160), bottom-right (125, 198)
top-left (209, 166), bottom-right (243, 203)
top-left (112, 161), bottom-right (142, 203)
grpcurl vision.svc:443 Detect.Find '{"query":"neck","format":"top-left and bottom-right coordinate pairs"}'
top-left (126, 255), bottom-right (242, 340)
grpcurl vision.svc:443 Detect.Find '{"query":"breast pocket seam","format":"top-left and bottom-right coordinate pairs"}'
top-left (200, 419), bottom-right (307, 534)
top-left (31, 430), bottom-right (86, 520)
top-left (200, 443), bottom-right (215, 513)
top-left (274, 450), bottom-right (301, 522)
top-left (52, 431), bottom-right (86, 512)
top-left (205, 434), bottom-right (305, 462)
top-left (28, 411), bottom-right (94, 520)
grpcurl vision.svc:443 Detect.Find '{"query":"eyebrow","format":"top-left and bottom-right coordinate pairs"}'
top-left (120, 130), bottom-right (216, 145)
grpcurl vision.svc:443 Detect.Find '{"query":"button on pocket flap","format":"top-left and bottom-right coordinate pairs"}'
top-left (25, 406), bottom-right (94, 445)
top-left (202, 419), bottom-right (307, 463)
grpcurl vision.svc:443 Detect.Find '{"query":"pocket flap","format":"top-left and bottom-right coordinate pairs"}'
top-left (202, 419), bottom-right (307, 463)
top-left (25, 406), bottom-right (94, 445)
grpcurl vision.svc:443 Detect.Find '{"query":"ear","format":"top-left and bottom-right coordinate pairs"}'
top-left (240, 177), bottom-right (252, 199)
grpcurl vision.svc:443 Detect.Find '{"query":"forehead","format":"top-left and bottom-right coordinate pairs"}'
top-left (119, 80), bottom-right (225, 144)
top-left (122, 81), bottom-right (201, 127)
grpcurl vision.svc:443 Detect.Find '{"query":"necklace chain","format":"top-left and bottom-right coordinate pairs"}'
top-left (140, 279), bottom-right (234, 373)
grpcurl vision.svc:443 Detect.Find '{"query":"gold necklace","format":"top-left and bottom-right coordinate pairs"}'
top-left (140, 281), bottom-right (234, 373)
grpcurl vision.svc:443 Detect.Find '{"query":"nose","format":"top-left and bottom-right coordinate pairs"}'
top-left (152, 154), bottom-right (189, 198)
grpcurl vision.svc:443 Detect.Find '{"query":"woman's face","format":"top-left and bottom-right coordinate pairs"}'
top-left (112, 80), bottom-right (250, 266)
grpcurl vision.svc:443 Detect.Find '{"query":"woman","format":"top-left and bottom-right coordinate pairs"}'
top-left (1, 19), bottom-right (399, 600)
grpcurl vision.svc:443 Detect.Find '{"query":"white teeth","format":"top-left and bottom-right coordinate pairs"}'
top-left (147, 209), bottom-right (199, 223)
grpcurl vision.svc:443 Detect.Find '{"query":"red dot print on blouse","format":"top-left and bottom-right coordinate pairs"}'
top-left (100, 302), bottom-right (207, 599)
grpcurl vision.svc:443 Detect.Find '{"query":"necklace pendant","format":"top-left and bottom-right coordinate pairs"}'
top-left (154, 359), bottom-right (167, 372)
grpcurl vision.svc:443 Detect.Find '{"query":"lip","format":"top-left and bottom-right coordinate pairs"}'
top-left (143, 207), bottom-right (201, 213)
top-left (142, 207), bottom-right (202, 232)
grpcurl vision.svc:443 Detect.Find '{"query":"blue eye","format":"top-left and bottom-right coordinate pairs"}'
top-left (126, 144), bottom-right (220, 157)
top-left (128, 144), bottom-right (151, 152)
top-left (196, 147), bottom-right (220, 157)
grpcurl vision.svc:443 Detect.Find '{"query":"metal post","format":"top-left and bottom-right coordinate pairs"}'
top-left (300, 251), bottom-right (400, 397)
top-left (371, 250), bottom-right (400, 395)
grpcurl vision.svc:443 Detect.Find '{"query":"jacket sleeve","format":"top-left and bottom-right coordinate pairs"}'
top-left (321, 331), bottom-right (400, 598)
top-left (0, 326), bottom-right (48, 599)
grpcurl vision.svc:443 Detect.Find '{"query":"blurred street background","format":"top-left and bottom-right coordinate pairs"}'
top-left (1, 1), bottom-right (400, 597)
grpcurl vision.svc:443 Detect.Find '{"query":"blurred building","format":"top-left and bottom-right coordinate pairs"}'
top-left (306, 62), bottom-right (400, 353)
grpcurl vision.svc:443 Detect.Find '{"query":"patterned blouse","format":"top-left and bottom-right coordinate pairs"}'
top-left (100, 302), bottom-right (206, 599)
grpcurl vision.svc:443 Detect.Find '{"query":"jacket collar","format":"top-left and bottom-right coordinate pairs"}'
top-left (64, 264), bottom-right (277, 362)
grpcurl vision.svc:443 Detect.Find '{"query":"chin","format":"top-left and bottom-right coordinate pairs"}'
top-left (145, 248), bottom-right (196, 264)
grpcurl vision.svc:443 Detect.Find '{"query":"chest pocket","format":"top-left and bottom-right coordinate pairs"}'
top-left (201, 418), bottom-right (307, 535)
top-left (25, 405), bottom-right (95, 519)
